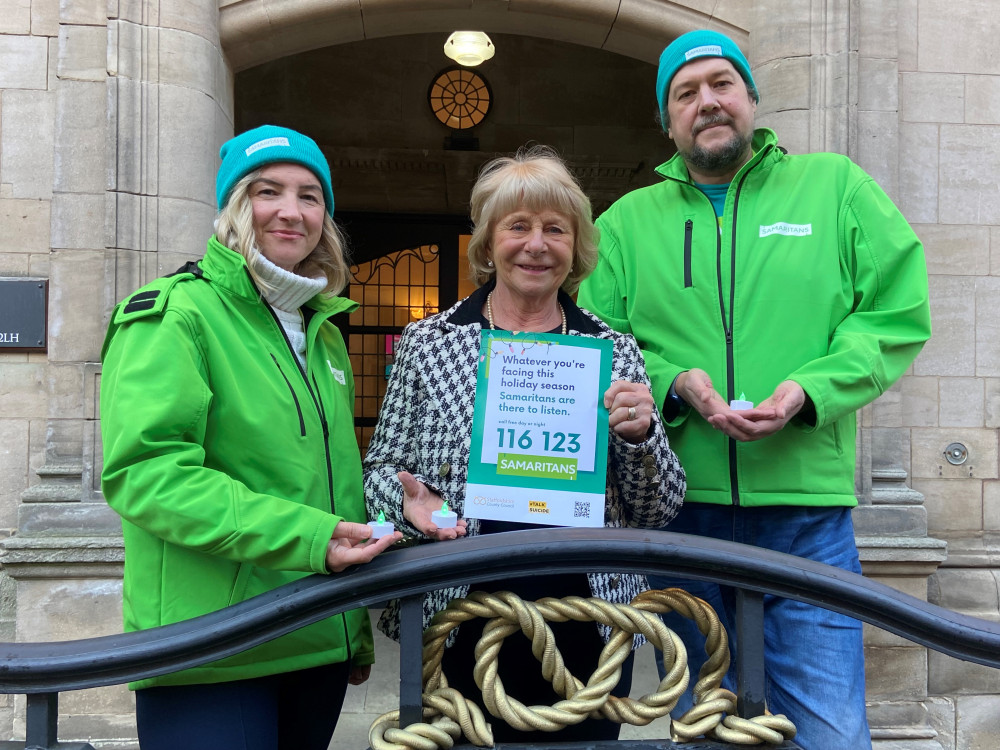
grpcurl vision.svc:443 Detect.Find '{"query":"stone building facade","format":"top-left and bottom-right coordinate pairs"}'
top-left (0, 0), bottom-right (997, 747)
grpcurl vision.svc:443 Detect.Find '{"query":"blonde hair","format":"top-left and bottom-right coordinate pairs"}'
top-left (214, 168), bottom-right (352, 296)
top-left (467, 145), bottom-right (598, 295)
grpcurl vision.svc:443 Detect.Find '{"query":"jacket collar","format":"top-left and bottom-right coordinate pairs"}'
top-left (655, 127), bottom-right (780, 183)
top-left (445, 277), bottom-right (601, 334)
top-left (199, 235), bottom-right (357, 317)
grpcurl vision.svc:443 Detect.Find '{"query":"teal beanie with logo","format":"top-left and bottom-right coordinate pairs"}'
top-left (656, 30), bottom-right (759, 124)
top-left (216, 125), bottom-right (335, 216)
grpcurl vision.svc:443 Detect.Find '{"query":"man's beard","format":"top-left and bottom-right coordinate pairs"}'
top-left (683, 115), bottom-right (753, 173)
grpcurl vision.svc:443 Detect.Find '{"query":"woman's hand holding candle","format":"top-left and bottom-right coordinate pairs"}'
top-left (326, 520), bottom-right (401, 573)
top-left (399, 471), bottom-right (467, 541)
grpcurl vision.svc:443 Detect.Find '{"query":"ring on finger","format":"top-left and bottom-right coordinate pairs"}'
top-left (627, 406), bottom-right (637, 421)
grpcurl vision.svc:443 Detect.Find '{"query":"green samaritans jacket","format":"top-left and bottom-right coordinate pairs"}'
top-left (578, 129), bottom-right (931, 508)
top-left (100, 236), bottom-right (373, 688)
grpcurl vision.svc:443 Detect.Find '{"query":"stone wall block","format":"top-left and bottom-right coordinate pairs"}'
top-left (930, 568), bottom-right (999, 617)
top-left (0, 0), bottom-right (31, 35)
top-left (916, 224), bottom-right (990, 277)
top-left (50, 192), bottom-right (104, 250)
top-left (939, 124), bottom-right (1000, 225)
top-left (897, 0), bottom-right (918, 72)
top-left (47, 250), bottom-right (106, 362)
top-left (975, 277), bottom-right (1000, 376)
top-left (955, 695), bottom-right (1000, 749)
top-left (0, 363), bottom-right (45, 420)
top-left (0, 89), bottom-right (55, 199)
top-left (159, 28), bottom-right (218, 100)
top-left (0, 198), bottom-right (51, 254)
top-left (0, 420), bottom-right (29, 530)
top-left (914, 477), bottom-right (984, 534)
top-left (108, 20), bottom-right (157, 82)
top-left (856, 110), bottom-right (899, 201)
top-left (0, 34), bottom-right (48, 90)
top-left (748, 0), bottom-right (812, 63)
top-left (57, 0), bottom-right (106, 26)
top-left (215, 52), bottom-right (235, 125)
top-left (57, 24), bottom-right (107, 82)
top-left (111, 190), bottom-right (159, 253)
top-left (985, 481), bottom-right (1000, 538)
top-left (865, 645), bottom-right (928, 700)
top-left (52, 80), bottom-right (106, 193)
top-left (157, 84), bottom-right (217, 203)
top-left (913, 276), bottom-right (975, 377)
top-left (993, 226), bottom-right (1000, 276)
top-left (872, 383), bottom-right (902, 427)
top-left (901, 376), bottom-right (939, 427)
top-left (110, 77), bottom-right (159, 197)
top-left (46, 363), bottom-right (85, 420)
top-left (918, 0), bottom-right (1000, 76)
top-left (158, 0), bottom-right (219, 40)
top-left (964, 74), bottom-right (1000, 125)
top-left (871, 426), bottom-right (912, 474)
top-left (30, 0), bottom-right (59, 37)
top-left (929, 651), bottom-right (1000, 694)
top-left (754, 56), bottom-right (809, 112)
top-left (754, 109), bottom-right (809, 157)
top-left (912, 427), bottom-right (998, 480)
top-left (155, 198), bottom-right (214, 267)
top-left (858, 58), bottom-right (900, 113)
top-left (986, 379), bottom-right (1000, 428)
top-left (857, 0), bottom-right (899, 57)
top-left (898, 124), bottom-right (939, 224)
top-left (901, 73), bottom-right (964, 124)
top-left (938, 377), bottom-right (985, 428)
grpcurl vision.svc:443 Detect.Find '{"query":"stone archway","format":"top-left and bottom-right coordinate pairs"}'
top-left (218, 0), bottom-right (751, 71)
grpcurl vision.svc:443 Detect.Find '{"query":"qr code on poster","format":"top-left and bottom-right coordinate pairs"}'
top-left (574, 501), bottom-right (588, 518)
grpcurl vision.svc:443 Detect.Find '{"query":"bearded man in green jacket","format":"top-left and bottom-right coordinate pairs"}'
top-left (577, 29), bottom-right (931, 750)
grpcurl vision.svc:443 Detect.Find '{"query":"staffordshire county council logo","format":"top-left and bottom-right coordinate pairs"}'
top-left (327, 361), bottom-right (347, 384)
top-left (759, 222), bottom-right (812, 238)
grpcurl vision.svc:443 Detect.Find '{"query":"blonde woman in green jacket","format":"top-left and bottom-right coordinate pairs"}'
top-left (100, 125), bottom-right (400, 750)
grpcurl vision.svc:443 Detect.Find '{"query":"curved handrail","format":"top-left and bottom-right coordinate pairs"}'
top-left (1, 527), bottom-right (998, 693)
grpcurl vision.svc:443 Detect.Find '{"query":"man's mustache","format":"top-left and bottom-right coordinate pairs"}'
top-left (693, 114), bottom-right (734, 135)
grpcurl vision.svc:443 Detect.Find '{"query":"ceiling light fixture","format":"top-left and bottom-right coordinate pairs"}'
top-left (443, 31), bottom-right (495, 67)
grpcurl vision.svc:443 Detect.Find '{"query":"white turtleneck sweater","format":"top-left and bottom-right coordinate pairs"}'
top-left (252, 255), bottom-right (328, 368)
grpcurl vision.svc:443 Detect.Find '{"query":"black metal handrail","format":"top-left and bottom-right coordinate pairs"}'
top-left (2, 527), bottom-right (998, 696)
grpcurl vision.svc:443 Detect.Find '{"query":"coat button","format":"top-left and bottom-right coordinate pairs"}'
top-left (644, 466), bottom-right (657, 478)
top-left (642, 454), bottom-right (656, 467)
top-left (438, 463), bottom-right (451, 478)
top-left (609, 575), bottom-right (620, 590)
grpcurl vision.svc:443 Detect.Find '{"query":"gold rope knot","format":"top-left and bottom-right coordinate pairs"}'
top-left (369, 587), bottom-right (796, 749)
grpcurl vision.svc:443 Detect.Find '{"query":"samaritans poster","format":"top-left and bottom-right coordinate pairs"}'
top-left (464, 330), bottom-right (612, 527)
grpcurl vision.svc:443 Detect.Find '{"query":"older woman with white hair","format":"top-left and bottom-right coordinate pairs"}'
top-left (364, 145), bottom-right (686, 743)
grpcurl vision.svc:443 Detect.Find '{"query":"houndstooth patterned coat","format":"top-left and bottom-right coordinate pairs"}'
top-left (363, 281), bottom-right (686, 644)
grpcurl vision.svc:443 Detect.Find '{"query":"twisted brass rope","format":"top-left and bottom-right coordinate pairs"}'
top-left (370, 588), bottom-right (796, 749)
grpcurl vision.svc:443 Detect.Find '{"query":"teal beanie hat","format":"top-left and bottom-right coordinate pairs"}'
top-left (656, 30), bottom-right (759, 123)
top-left (216, 125), bottom-right (335, 216)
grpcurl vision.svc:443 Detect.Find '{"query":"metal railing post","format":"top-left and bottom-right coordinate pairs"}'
top-left (24, 692), bottom-right (58, 750)
top-left (398, 594), bottom-right (425, 728)
top-left (735, 588), bottom-right (766, 718)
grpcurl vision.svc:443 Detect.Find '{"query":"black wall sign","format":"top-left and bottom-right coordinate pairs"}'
top-left (0, 279), bottom-right (48, 351)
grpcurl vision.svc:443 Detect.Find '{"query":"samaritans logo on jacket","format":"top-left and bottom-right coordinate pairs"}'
top-left (759, 222), bottom-right (812, 238)
top-left (327, 361), bottom-right (347, 385)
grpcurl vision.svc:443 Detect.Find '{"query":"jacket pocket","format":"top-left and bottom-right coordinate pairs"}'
top-left (683, 219), bottom-right (693, 288)
top-left (271, 354), bottom-right (306, 436)
top-left (228, 562), bottom-right (255, 606)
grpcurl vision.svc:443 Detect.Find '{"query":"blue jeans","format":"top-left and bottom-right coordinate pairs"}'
top-left (649, 504), bottom-right (872, 750)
